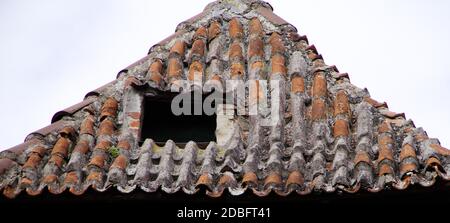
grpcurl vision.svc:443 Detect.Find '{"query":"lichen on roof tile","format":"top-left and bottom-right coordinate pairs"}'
top-left (1, 0), bottom-right (449, 199)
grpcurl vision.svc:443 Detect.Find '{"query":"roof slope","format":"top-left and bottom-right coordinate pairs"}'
top-left (1, 0), bottom-right (449, 199)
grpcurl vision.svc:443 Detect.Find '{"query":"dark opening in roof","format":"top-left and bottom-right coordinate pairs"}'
top-left (140, 92), bottom-right (217, 147)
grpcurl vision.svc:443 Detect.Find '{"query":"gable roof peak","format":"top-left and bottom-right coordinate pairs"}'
top-left (1, 0), bottom-right (449, 200)
top-left (204, 0), bottom-right (273, 13)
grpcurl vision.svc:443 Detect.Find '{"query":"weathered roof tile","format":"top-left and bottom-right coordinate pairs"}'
top-left (229, 17), bottom-right (243, 39)
top-left (208, 21), bottom-right (221, 41)
top-left (1, 0), bottom-right (448, 199)
top-left (229, 41), bottom-right (243, 60)
top-left (111, 155), bottom-right (127, 170)
top-left (147, 59), bottom-right (164, 85)
top-left (170, 40), bottom-right (186, 57)
top-left (23, 153), bottom-right (41, 169)
top-left (100, 97), bottom-right (118, 120)
top-left (98, 119), bottom-right (115, 136)
top-left (290, 76), bottom-right (305, 93)
top-left (191, 39), bottom-right (206, 59)
top-left (50, 137), bottom-right (71, 159)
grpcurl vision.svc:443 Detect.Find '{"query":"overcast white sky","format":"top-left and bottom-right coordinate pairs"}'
top-left (0, 0), bottom-right (449, 151)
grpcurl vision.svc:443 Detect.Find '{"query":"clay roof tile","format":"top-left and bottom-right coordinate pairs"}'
top-left (1, 0), bottom-right (448, 199)
top-left (229, 18), bottom-right (243, 39)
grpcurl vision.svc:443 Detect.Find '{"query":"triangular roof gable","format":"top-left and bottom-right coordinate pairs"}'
top-left (1, 0), bottom-right (449, 199)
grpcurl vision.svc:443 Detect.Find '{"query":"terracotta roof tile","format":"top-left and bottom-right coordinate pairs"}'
top-left (193, 26), bottom-right (207, 40)
top-left (400, 162), bottom-right (417, 177)
top-left (50, 137), bottom-right (71, 159)
top-left (147, 59), bottom-right (164, 85)
top-left (430, 144), bottom-right (450, 156)
top-left (249, 80), bottom-right (264, 103)
top-left (64, 171), bottom-right (79, 185)
top-left (264, 172), bottom-right (282, 188)
top-left (89, 155), bottom-right (105, 169)
top-left (100, 97), bottom-right (118, 120)
top-left (334, 72), bottom-right (350, 80)
top-left (23, 153), bottom-right (41, 169)
top-left (49, 154), bottom-right (64, 168)
top-left (196, 173), bottom-right (213, 189)
top-left (312, 54), bottom-right (323, 61)
top-left (250, 60), bottom-right (264, 71)
top-left (30, 146), bottom-right (46, 157)
top-left (43, 174), bottom-right (58, 184)
top-left (20, 177), bottom-right (32, 187)
top-left (399, 144), bottom-right (417, 161)
top-left (271, 54), bottom-right (286, 75)
top-left (229, 41), bottom-right (243, 60)
top-left (86, 171), bottom-right (103, 186)
top-left (269, 32), bottom-right (285, 55)
top-left (379, 163), bottom-right (394, 176)
top-left (333, 119), bottom-right (349, 137)
top-left (364, 97), bottom-right (388, 108)
top-left (378, 121), bottom-right (392, 134)
top-left (286, 171), bottom-right (304, 187)
top-left (190, 39), bottom-right (206, 58)
top-left (426, 156), bottom-right (441, 168)
top-left (59, 126), bottom-right (76, 139)
top-left (230, 63), bottom-right (244, 78)
top-left (415, 132), bottom-right (429, 142)
top-left (217, 173), bottom-right (234, 188)
top-left (167, 57), bottom-right (183, 80)
top-left (94, 140), bottom-right (111, 151)
top-left (248, 37), bottom-right (264, 59)
top-left (170, 40), bottom-right (186, 56)
top-left (291, 76), bottom-right (305, 93)
top-left (378, 139), bottom-right (394, 163)
top-left (1, 0), bottom-right (448, 199)
top-left (381, 110), bottom-right (405, 119)
top-left (242, 172), bottom-right (258, 187)
top-left (208, 21), bottom-right (221, 41)
top-left (80, 115), bottom-right (95, 136)
top-left (73, 140), bottom-right (90, 154)
top-left (249, 18), bottom-right (264, 37)
top-left (111, 155), bottom-right (127, 170)
top-left (148, 59), bottom-right (163, 74)
top-left (98, 119), bottom-right (115, 136)
top-left (306, 45), bottom-right (318, 57)
top-left (311, 99), bottom-right (326, 121)
top-left (312, 72), bottom-right (327, 98)
top-left (229, 18), bottom-right (243, 39)
top-left (334, 90), bottom-right (350, 118)
top-left (354, 151), bottom-right (372, 166)
top-left (117, 140), bottom-right (131, 151)
top-left (188, 61), bottom-right (204, 81)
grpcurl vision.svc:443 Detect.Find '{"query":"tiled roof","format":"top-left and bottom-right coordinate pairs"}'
top-left (1, 0), bottom-right (449, 199)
